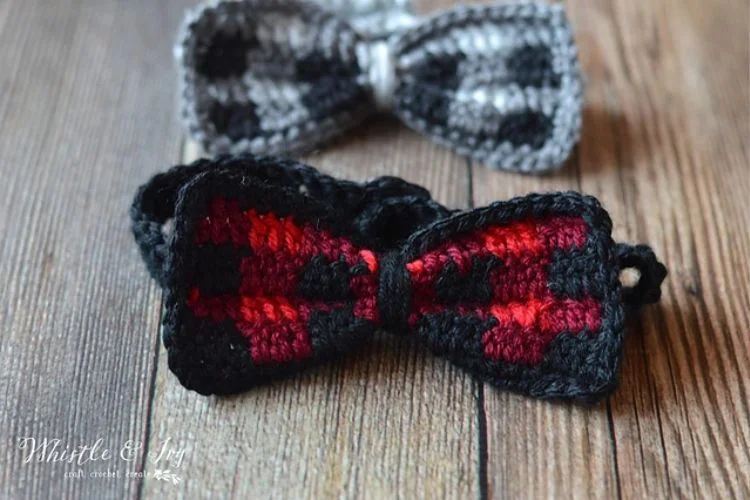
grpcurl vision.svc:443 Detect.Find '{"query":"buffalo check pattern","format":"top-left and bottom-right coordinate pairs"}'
top-left (131, 156), bottom-right (667, 402)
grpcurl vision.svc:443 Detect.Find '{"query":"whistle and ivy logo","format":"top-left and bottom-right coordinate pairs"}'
top-left (152, 469), bottom-right (181, 485)
top-left (16, 436), bottom-right (188, 486)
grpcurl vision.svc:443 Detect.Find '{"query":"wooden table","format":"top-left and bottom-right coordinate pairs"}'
top-left (1, 0), bottom-right (747, 498)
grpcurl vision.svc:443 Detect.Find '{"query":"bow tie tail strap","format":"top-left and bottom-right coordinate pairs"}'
top-left (130, 161), bottom-right (214, 288)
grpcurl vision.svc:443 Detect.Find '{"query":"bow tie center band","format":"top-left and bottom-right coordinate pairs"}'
top-left (177, 0), bottom-right (583, 173)
top-left (358, 40), bottom-right (398, 109)
top-left (131, 156), bottom-right (667, 402)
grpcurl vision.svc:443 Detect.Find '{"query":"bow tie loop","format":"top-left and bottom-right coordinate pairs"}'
top-left (131, 156), bottom-right (667, 402)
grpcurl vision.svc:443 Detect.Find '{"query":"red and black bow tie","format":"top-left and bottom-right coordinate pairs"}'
top-left (131, 156), bottom-right (667, 402)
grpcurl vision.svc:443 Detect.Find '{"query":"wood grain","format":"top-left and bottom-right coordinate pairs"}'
top-left (1, 0), bottom-right (748, 498)
top-left (475, 0), bottom-right (750, 497)
top-left (573, 0), bottom-right (750, 497)
top-left (0, 0), bottom-right (193, 498)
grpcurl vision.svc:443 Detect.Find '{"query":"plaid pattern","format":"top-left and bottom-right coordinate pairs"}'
top-left (394, 4), bottom-right (582, 172)
top-left (131, 158), bottom-right (667, 401)
top-left (184, 196), bottom-right (599, 368)
top-left (177, 0), bottom-right (583, 173)
top-left (177, 1), bottom-right (369, 157)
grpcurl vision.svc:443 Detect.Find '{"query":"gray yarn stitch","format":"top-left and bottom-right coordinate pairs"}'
top-left (176, 0), bottom-right (584, 174)
top-left (314, 0), bottom-right (416, 39)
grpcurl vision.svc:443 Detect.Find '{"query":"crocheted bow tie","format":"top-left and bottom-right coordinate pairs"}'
top-left (177, 0), bottom-right (583, 173)
top-left (131, 156), bottom-right (667, 402)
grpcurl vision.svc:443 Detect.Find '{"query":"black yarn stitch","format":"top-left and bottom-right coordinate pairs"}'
top-left (435, 256), bottom-right (503, 305)
top-left (507, 45), bottom-right (560, 88)
top-left (196, 31), bottom-right (257, 79)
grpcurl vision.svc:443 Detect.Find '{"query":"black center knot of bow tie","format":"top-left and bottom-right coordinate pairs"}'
top-left (376, 251), bottom-right (413, 333)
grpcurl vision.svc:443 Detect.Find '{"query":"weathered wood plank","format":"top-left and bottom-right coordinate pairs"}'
top-left (0, 0), bottom-right (193, 498)
top-left (567, 0), bottom-right (750, 497)
top-left (3, 0), bottom-right (747, 497)
top-left (477, 0), bottom-right (750, 497)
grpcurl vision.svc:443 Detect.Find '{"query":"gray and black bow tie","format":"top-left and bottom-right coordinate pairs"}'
top-left (177, 0), bottom-right (583, 173)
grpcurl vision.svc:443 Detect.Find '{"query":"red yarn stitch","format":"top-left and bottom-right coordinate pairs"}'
top-left (190, 200), bottom-right (381, 364)
top-left (406, 216), bottom-right (587, 284)
top-left (237, 319), bottom-right (313, 364)
top-left (239, 248), bottom-right (304, 297)
top-left (482, 297), bottom-right (601, 365)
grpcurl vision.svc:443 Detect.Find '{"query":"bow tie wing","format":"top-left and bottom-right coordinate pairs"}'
top-left (143, 164), bottom-right (381, 395)
top-left (177, 0), bottom-right (372, 157)
top-left (403, 193), bottom-right (666, 402)
top-left (391, 3), bottom-right (583, 173)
